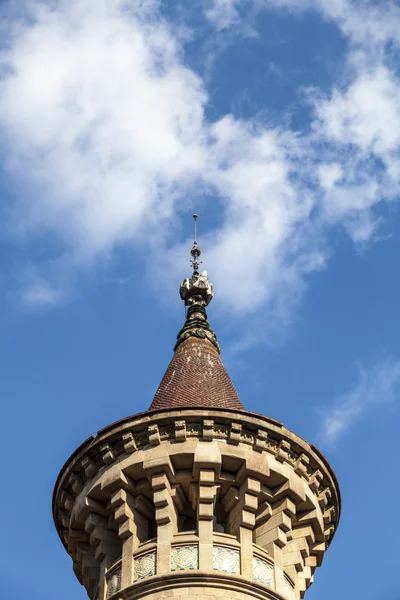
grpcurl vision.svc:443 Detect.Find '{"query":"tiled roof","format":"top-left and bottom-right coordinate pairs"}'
top-left (148, 335), bottom-right (244, 412)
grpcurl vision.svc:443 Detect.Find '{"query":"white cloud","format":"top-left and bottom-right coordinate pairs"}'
top-left (311, 65), bottom-right (400, 243)
top-left (318, 163), bottom-right (343, 192)
top-left (205, 0), bottom-right (240, 30)
top-left (0, 0), bottom-right (207, 258)
top-left (205, 0), bottom-right (400, 50)
top-left (20, 276), bottom-right (62, 308)
top-left (203, 119), bottom-right (316, 314)
top-left (1, 0), bottom-right (400, 335)
top-left (319, 359), bottom-right (400, 444)
top-left (314, 67), bottom-right (400, 157)
top-left (0, 0), bottom-right (318, 320)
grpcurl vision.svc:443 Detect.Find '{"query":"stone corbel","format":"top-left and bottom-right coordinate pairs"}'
top-left (100, 468), bottom-right (134, 496)
top-left (255, 498), bottom-right (296, 598)
top-left (198, 469), bottom-right (217, 520)
top-left (294, 454), bottom-right (310, 478)
top-left (68, 473), bottom-right (84, 495)
top-left (229, 477), bottom-right (260, 533)
top-left (324, 525), bottom-right (335, 543)
top-left (60, 526), bottom-right (69, 547)
top-left (275, 440), bottom-right (291, 463)
top-left (317, 487), bottom-right (332, 509)
top-left (100, 443), bottom-right (115, 465)
top-left (254, 498), bottom-right (295, 550)
top-left (203, 419), bottom-right (214, 441)
top-left (143, 444), bottom-right (175, 481)
top-left (73, 560), bottom-right (84, 585)
top-left (286, 523), bottom-right (316, 589)
top-left (323, 506), bottom-right (335, 525)
top-left (236, 451), bottom-right (270, 484)
top-left (76, 543), bottom-right (99, 597)
top-left (61, 490), bottom-right (75, 513)
top-left (229, 422), bottom-right (242, 445)
top-left (311, 541), bottom-right (326, 566)
top-left (148, 424), bottom-right (161, 447)
top-left (297, 564), bottom-right (314, 592)
top-left (273, 470), bottom-right (307, 505)
top-left (58, 508), bottom-right (71, 529)
top-left (175, 420), bottom-right (187, 442)
top-left (309, 470), bottom-right (323, 493)
top-left (68, 528), bottom-right (90, 564)
top-left (255, 500), bottom-right (272, 528)
top-left (193, 439), bottom-right (222, 479)
top-left (254, 429), bottom-right (268, 452)
top-left (295, 507), bottom-right (324, 542)
top-left (82, 456), bottom-right (97, 478)
top-left (290, 525), bottom-right (315, 547)
top-left (283, 530), bottom-right (312, 583)
top-left (122, 432), bottom-right (136, 453)
top-left (85, 513), bottom-right (121, 563)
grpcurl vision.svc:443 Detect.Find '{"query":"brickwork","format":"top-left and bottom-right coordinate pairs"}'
top-left (149, 337), bottom-right (244, 411)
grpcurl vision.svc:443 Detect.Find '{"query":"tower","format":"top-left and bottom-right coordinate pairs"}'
top-left (53, 217), bottom-right (340, 600)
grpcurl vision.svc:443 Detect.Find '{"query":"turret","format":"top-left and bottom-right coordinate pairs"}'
top-left (53, 216), bottom-right (340, 600)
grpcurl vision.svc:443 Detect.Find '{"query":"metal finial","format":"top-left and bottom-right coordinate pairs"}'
top-left (179, 213), bottom-right (214, 309)
top-left (193, 213), bottom-right (198, 245)
top-left (190, 213), bottom-right (201, 275)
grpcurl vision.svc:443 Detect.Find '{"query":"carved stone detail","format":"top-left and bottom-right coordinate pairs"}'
top-left (54, 408), bottom-right (340, 600)
top-left (175, 420), bottom-right (187, 442)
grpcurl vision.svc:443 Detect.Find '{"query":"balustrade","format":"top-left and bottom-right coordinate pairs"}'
top-left (103, 533), bottom-right (295, 599)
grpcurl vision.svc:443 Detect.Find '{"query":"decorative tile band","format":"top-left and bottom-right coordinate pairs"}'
top-left (283, 575), bottom-right (295, 600)
top-left (134, 551), bottom-right (156, 581)
top-left (106, 568), bottom-right (121, 598)
top-left (212, 545), bottom-right (240, 574)
top-left (253, 557), bottom-right (274, 588)
top-left (171, 545), bottom-right (199, 571)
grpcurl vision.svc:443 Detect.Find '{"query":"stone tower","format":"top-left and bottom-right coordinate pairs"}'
top-left (53, 219), bottom-right (340, 600)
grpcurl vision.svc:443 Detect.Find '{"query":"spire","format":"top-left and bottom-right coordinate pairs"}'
top-left (148, 215), bottom-right (244, 412)
top-left (177, 214), bottom-right (218, 353)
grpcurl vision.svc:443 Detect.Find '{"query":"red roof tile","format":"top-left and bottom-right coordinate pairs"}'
top-left (148, 335), bottom-right (244, 412)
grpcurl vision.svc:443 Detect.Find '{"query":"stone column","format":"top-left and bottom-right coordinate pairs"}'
top-left (192, 439), bottom-right (221, 571)
top-left (197, 469), bottom-right (217, 570)
top-left (226, 476), bottom-right (260, 578)
top-left (111, 489), bottom-right (138, 589)
top-left (152, 472), bottom-right (178, 575)
top-left (97, 555), bottom-right (115, 600)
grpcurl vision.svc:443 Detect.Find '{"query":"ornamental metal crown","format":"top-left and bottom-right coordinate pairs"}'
top-left (180, 214), bottom-right (214, 307)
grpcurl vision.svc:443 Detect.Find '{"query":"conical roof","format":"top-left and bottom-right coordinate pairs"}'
top-left (149, 217), bottom-right (244, 412)
top-left (149, 319), bottom-right (244, 411)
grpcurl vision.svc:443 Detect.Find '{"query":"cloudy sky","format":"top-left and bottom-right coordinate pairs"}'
top-left (0, 1), bottom-right (399, 599)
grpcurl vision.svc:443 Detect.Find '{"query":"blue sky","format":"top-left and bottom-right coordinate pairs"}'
top-left (1, 1), bottom-right (400, 598)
